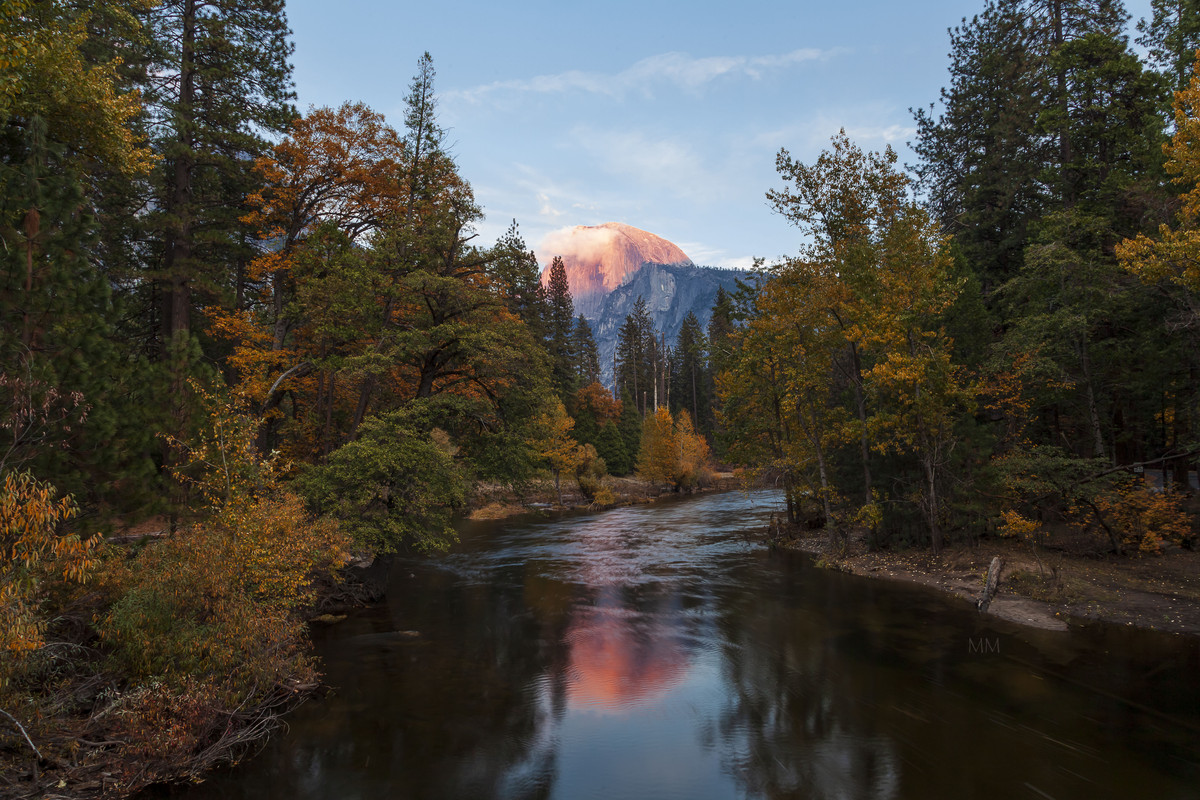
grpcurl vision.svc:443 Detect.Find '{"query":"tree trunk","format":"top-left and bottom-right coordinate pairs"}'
top-left (163, 0), bottom-right (197, 342)
top-left (1079, 336), bottom-right (1105, 460)
top-left (848, 342), bottom-right (873, 503)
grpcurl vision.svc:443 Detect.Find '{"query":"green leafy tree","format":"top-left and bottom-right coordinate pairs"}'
top-left (740, 133), bottom-right (973, 549)
top-left (297, 410), bottom-right (465, 554)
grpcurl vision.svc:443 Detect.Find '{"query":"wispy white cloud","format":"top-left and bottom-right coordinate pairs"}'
top-left (680, 242), bottom-right (758, 271)
top-left (843, 123), bottom-right (915, 145)
top-left (447, 47), bottom-right (842, 104)
top-left (570, 126), bottom-right (721, 201)
top-left (752, 112), bottom-right (917, 155)
top-left (537, 192), bottom-right (564, 218)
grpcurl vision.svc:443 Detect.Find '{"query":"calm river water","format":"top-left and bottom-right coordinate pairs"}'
top-left (158, 490), bottom-right (1200, 799)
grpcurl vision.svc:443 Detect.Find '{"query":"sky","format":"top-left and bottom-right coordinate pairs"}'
top-left (284, 0), bottom-right (1155, 271)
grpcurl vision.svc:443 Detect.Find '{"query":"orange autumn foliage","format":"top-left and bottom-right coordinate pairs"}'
top-left (1, 471), bottom-right (101, 659)
top-left (637, 408), bottom-right (712, 490)
top-left (1094, 480), bottom-right (1194, 554)
top-left (243, 102), bottom-right (406, 250)
top-left (576, 381), bottom-right (622, 426)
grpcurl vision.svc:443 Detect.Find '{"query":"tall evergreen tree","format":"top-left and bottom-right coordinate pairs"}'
top-left (614, 296), bottom-right (657, 415)
top-left (571, 315), bottom-right (602, 387)
top-left (669, 312), bottom-right (711, 437)
top-left (911, 0), bottom-right (1051, 292)
top-left (544, 255), bottom-right (576, 401)
top-left (617, 389), bottom-right (642, 470)
top-left (145, 0), bottom-right (296, 349)
top-left (913, 0), bottom-right (1167, 290)
top-left (0, 119), bottom-right (159, 513)
top-left (1039, 28), bottom-right (1167, 211)
top-left (489, 220), bottom-right (548, 339)
top-left (1137, 0), bottom-right (1200, 89)
top-left (706, 285), bottom-right (738, 450)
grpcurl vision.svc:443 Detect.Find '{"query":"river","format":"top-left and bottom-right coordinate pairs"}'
top-left (155, 490), bottom-right (1200, 799)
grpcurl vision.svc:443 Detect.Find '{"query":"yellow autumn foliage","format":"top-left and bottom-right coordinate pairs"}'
top-left (637, 408), bottom-right (712, 490)
top-left (0, 471), bottom-right (101, 662)
top-left (1094, 481), bottom-right (1193, 555)
top-left (1, 0), bottom-right (155, 175)
top-left (102, 492), bottom-right (347, 691)
top-left (1118, 57), bottom-right (1200, 294)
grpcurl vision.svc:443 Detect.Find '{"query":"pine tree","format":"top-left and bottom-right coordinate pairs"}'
top-left (1137, 0), bottom-right (1200, 89)
top-left (669, 312), bottom-right (710, 436)
top-left (595, 421), bottom-right (632, 476)
top-left (145, 0), bottom-right (297, 348)
top-left (1047, 32), bottom-right (1166, 207)
top-left (913, 0), bottom-right (1166, 290)
top-left (911, 0), bottom-right (1051, 292)
top-left (490, 220), bottom-right (548, 338)
top-left (0, 119), bottom-right (159, 512)
top-left (544, 256), bottom-right (576, 402)
top-left (572, 315), bottom-right (602, 387)
top-left (706, 285), bottom-right (738, 450)
top-left (614, 296), bottom-right (657, 415)
top-left (618, 389), bottom-right (642, 468)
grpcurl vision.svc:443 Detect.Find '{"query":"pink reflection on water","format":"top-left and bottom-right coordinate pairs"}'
top-left (563, 591), bottom-right (689, 713)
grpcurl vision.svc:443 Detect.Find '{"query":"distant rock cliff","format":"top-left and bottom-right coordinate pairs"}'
top-left (593, 262), bottom-right (748, 388)
top-left (539, 222), bottom-right (694, 320)
top-left (538, 222), bottom-right (748, 388)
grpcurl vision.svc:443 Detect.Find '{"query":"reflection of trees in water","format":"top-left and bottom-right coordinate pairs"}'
top-left (710, 559), bottom-right (1200, 800)
top-left (711, 585), bottom-right (902, 800)
top-left (229, 563), bottom-right (576, 800)
top-left (284, 559), bottom-right (709, 798)
top-left (700, 566), bottom-right (907, 800)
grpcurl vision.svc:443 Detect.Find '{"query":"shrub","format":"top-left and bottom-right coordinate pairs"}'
top-left (1, 471), bottom-right (100, 680)
top-left (1094, 480), bottom-right (1193, 554)
top-left (101, 493), bottom-right (346, 694)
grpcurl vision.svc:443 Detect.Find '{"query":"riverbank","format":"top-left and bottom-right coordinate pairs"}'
top-left (466, 472), bottom-right (742, 520)
top-left (776, 526), bottom-right (1200, 635)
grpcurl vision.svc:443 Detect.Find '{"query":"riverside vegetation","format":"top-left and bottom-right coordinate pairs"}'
top-left (4, 0), bottom-right (1200, 796)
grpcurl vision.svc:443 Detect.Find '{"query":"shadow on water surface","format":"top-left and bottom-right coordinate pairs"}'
top-left (145, 490), bottom-right (1200, 800)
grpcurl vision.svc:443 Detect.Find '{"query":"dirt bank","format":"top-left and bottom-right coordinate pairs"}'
top-left (778, 527), bottom-right (1200, 635)
top-left (466, 473), bottom-right (742, 521)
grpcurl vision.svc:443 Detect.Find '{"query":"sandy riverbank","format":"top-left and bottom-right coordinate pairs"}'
top-left (776, 526), bottom-right (1200, 635)
top-left (465, 473), bottom-right (743, 521)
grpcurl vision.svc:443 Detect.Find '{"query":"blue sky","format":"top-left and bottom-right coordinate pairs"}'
top-left (285, 0), bottom-right (1154, 270)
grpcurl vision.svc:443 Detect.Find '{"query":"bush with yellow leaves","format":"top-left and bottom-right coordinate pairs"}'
top-left (102, 492), bottom-right (347, 694)
top-left (1, 470), bottom-right (101, 676)
top-left (1094, 479), bottom-right (1193, 555)
top-left (102, 377), bottom-right (349, 699)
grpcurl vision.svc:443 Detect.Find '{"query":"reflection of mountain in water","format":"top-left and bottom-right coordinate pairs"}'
top-left (153, 490), bottom-right (1200, 800)
top-left (564, 591), bottom-right (690, 712)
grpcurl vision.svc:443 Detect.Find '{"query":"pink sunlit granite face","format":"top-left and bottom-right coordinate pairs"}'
top-left (540, 222), bottom-right (693, 316)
